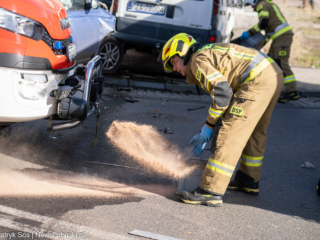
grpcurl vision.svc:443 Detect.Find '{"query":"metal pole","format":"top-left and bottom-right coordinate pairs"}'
top-left (85, 161), bottom-right (143, 170)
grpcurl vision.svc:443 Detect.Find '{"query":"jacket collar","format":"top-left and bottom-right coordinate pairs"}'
top-left (185, 53), bottom-right (200, 85)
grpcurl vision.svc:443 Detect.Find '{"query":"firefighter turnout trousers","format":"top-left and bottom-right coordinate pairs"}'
top-left (268, 34), bottom-right (296, 92)
top-left (204, 68), bottom-right (283, 195)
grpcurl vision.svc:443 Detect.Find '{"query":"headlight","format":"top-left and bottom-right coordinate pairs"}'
top-left (0, 7), bottom-right (44, 41)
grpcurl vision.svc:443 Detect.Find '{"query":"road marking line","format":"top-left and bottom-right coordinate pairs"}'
top-left (129, 230), bottom-right (185, 240)
top-left (0, 205), bottom-right (133, 240)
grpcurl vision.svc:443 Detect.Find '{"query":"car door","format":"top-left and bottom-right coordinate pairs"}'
top-left (172, 0), bottom-right (213, 42)
top-left (225, 0), bottom-right (235, 42)
top-left (60, 0), bottom-right (101, 64)
top-left (116, 0), bottom-right (174, 43)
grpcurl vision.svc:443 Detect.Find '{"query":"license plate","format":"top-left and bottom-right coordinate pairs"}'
top-left (67, 43), bottom-right (77, 62)
top-left (127, 2), bottom-right (166, 15)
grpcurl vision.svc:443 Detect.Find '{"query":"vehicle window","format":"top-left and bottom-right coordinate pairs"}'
top-left (221, 0), bottom-right (226, 6)
top-left (59, 0), bottom-right (86, 11)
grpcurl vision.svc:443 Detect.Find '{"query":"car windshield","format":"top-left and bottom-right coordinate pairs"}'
top-left (59, 0), bottom-right (86, 11)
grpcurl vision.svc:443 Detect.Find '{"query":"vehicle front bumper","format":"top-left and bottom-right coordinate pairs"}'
top-left (0, 67), bottom-right (72, 123)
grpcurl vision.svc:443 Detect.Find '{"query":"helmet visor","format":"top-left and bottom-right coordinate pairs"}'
top-left (157, 49), bottom-right (173, 73)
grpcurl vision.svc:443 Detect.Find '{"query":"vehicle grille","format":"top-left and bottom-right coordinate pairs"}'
top-left (41, 28), bottom-right (72, 55)
top-left (53, 72), bottom-right (69, 84)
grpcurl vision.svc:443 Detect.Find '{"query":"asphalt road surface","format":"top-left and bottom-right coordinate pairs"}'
top-left (0, 89), bottom-right (319, 240)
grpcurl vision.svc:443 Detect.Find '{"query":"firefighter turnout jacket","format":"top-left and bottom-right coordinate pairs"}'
top-left (186, 43), bottom-right (284, 195)
top-left (249, 0), bottom-right (297, 92)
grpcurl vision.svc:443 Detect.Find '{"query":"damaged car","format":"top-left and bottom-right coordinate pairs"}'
top-left (60, 0), bottom-right (123, 74)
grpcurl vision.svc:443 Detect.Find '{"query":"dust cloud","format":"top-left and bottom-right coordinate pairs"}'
top-left (106, 121), bottom-right (195, 179)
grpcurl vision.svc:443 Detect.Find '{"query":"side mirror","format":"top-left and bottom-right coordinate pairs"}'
top-left (91, 0), bottom-right (100, 9)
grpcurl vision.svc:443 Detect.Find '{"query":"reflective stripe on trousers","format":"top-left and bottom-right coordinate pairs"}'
top-left (240, 154), bottom-right (263, 167)
top-left (240, 52), bottom-right (274, 84)
top-left (267, 22), bottom-right (292, 40)
top-left (284, 75), bottom-right (296, 84)
top-left (206, 159), bottom-right (235, 177)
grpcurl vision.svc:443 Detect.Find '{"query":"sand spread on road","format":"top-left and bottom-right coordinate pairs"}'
top-left (0, 168), bottom-right (140, 198)
top-left (0, 152), bottom-right (141, 198)
top-left (106, 121), bottom-right (195, 179)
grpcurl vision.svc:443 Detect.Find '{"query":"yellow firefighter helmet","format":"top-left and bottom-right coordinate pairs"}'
top-left (158, 33), bottom-right (197, 73)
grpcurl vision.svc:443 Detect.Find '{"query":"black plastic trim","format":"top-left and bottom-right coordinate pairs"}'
top-left (166, 5), bottom-right (175, 18)
top-left (115, 17), bottom-right (222, 47)
top-left (0, 53), bottom-right (52, 70)
top-left (113, 32), bottom-right (167, 47)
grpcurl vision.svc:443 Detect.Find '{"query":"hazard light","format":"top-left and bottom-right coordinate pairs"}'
top-left (210, 36), bottom-right (216, 42)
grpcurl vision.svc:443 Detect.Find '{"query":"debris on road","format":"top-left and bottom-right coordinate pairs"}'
top-left (187, 106), bottom-right (205, 111)
top-left (301, 162), bottom-right (315, 169)
top-left (85, 161), bottom-right (143, 170)
top-left (49, 136), bottom-right (57, 139)
top-left (163, 127), bottom-right (174, 134)
top-left (117, 86), bottom-right (132, 92)
top-left (124, 96), bottom-right (139, 103)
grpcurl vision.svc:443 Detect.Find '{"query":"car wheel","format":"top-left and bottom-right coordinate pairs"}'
top-left (99, 36), bottom-right (123, 74)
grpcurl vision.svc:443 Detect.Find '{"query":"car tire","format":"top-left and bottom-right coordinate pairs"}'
top-left (99, 36), bottom-right (123, 74)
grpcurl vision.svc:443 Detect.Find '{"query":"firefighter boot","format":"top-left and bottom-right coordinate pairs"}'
top-left (227, 170), bottom-right (259, 195)
top-left (317, 179), bottom-right (320, 196)
top-left (179, 187), bottom-right (223, 207)
top-left (278, 91), bottom-right (300, 103)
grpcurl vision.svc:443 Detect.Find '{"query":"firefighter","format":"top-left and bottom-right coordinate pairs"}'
top-left (158, 33), bottom-right (283, 207)
top-left (241, 0), bottom-right (299, 103)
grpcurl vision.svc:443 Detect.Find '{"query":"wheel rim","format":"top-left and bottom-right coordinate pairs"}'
top-left (99, 42), bottom-right (120, 71)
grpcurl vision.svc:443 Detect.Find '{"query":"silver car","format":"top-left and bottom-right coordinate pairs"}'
top-left (59, 0), bottom-right (123, 74)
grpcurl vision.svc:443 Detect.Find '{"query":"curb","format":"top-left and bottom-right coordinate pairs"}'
top-left (103, 78), bottom-right (320, 98)
top-left (102, 87), bottom-right (212, 104)
top-left (103, 77), bottom-right (199, 93)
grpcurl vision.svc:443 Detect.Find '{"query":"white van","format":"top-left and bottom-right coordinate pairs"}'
top-left (113, 0), bottom-right (236, 53)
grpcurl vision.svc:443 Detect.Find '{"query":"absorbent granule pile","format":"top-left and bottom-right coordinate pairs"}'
top-left (106, 121), bottom-right (195, 179)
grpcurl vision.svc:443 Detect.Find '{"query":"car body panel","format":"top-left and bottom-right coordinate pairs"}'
top-left (59, 0), bottom-right (115, 64)
top-left (115, 0), bottom-right (234, 48)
